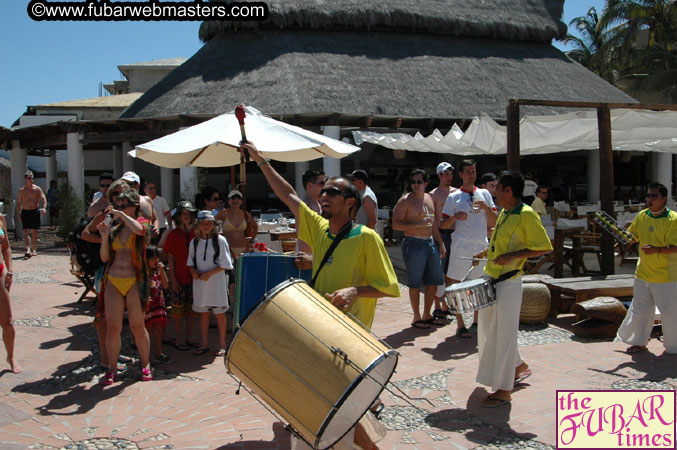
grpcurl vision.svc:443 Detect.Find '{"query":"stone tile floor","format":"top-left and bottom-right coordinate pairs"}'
top-left (0, 238), bottom-right (674, 449)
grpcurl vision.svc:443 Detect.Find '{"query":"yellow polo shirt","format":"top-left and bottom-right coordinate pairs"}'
top-left (485, 203), bottom-right (553, 279)
top-left (298, 202), bottom-right (400, 328)
top-left (628, 209), bottom-right (677, 283)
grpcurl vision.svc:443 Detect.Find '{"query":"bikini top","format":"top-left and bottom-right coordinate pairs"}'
top-left (221, 211), bottom-right (247, 232)
top-left (112, 232), bottom-right (135, 251)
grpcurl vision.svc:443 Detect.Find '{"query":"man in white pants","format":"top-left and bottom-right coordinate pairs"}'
top-left (441, 160), bottom-right (497, 338)
top-left (616, 182), bottom-right (677, 354)
top-left (477, 171), bottom-right (552, 407)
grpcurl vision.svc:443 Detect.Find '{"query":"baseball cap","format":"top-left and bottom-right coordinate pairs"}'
top-left (197, 210), bottom-right (215, 222)
top-left (349, 169), bottom-right (369, 183)
top-left (121, 171), bottom-right (141, 185)
top-left (437, 162), bottom-right (454, 174)
top-left (228, 189), bottom-right (243, 199)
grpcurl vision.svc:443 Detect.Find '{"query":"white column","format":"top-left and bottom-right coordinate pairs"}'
top-left (295, 162), bottom-right (309, 195)
top-left (121, 142), bottom-right (134, 174)
top-left (46, 150), bottom-right (58, 184)
top-left (10, 140), bottom-right (27, 239)
top-left (112, 145), bottom-right (123, 178)
top-left (655, 153), bottom-right (673, 201)
top-left (67, 132), bottom-right (85, 203)
top-left (587, 149), bottom-right (600, 202)
top-left (322, 126), bottom-right (341, 177)
top-left (180, 167), bottom-right (198, 204)
top-left (161, 167), bottom-right (175, 207)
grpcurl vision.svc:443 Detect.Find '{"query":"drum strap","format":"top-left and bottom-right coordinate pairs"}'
top-left (310, 220), bottom-right (353, 288)
top-left (491, 269), bottom-right (520, 285)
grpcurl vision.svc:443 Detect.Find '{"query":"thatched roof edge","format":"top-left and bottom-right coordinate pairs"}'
top-left (199, 0), bottom-right (567, 43)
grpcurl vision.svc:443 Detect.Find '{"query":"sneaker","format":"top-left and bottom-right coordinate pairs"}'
top-left (154, 353), bottom-right (172, 365)
top-left (100, 371), bottom-right (115, 386)
top-left (141, 367), bottom-right (153, 381)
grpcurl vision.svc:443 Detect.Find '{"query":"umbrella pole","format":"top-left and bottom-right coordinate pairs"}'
top-left (239, 154), bottom-right (247, 209)
top-left (230, 166), bottom-right (236, 191)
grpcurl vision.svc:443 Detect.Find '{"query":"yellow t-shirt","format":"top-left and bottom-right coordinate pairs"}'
top-left (531, 196), bottom-right (547, 216)
top-left (298, 202), bottom-right (400, 329)
top-left (627, 208), bottom-right (677, 283)
top-left (485, 203), bottom-right (553, 279)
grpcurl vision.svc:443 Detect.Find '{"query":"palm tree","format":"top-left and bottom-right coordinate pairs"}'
top-left (562, 7), bottom-right (618, 82)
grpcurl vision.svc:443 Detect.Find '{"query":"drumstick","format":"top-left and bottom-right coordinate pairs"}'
top-left (235, 104), bottom-right (251, 162)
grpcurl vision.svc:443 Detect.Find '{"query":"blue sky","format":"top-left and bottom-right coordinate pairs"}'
top-left (0, 0), bottom-right (604, 129)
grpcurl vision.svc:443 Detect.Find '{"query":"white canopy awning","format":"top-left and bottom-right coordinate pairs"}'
top-left (352, 109), bottom-right (677, 155)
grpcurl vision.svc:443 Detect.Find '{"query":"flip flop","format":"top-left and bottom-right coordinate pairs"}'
top-left (424, 318), bottom-right (444, 326)
top-left (215, 348), bottom-right (226, 357)
top-left (193, 347), bottom-right (210, 356)
top-left (187, 341), bottom-right (200, 349)
top-left (174, 343), bottom-right (190, 351)
top-left (411, 320), bottom-right (430, 329)
top-left (482, 396), bottom-right (510, 408)
top-left (626, 345), bottom-right (647, 354)
top-left (456, 326), bottom-right (472, 338)
top-left (514, 369), bottom-right (533, 384)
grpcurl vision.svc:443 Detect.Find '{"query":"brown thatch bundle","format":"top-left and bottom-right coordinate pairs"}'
top-left (200, 0), bottom-right (567, 43)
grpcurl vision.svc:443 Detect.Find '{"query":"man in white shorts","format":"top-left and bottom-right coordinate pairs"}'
top-left (441, 160), bottom-right (497, 338)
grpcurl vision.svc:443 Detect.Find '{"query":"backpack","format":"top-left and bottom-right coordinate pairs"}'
top-left (192, 233), bottom-right (221, 268)
top-left (67, 217), bottom-right (104, 275)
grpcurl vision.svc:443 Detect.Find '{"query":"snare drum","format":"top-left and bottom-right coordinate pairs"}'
top-left (227, 279), bottom-right (397, 450)
top-left (234, 253), bottom-right (312, 328)
top-left (444, 277), bottom-right (497, 313)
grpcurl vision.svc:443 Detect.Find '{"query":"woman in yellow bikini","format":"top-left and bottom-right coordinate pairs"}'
top-left (97, 188), bottom-right (152, 385)
top-left (215, 189), bottom-right (258, 259)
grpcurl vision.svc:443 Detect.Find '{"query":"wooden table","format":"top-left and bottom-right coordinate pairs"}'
top-left (552, 226), bottom-right (585, 278)
top-left (269, 229), bottom-right (297, 241)
top-left (544, 274), bottom-right (634, 317)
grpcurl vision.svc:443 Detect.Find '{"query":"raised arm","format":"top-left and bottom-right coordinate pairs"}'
top-left (240, 141), bottom-right (302, 217)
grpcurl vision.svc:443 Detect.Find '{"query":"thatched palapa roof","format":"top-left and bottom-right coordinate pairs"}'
top-left (121, 0), bottom-right (635, 121)
top-left (199, 0), bottom-right (567, 42)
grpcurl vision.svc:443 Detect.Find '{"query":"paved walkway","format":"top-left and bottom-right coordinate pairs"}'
top-left (1, 242), bottom-right (675, 449)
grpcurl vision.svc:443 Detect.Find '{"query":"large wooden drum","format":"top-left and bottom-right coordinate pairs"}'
top-left (226, 279), bottom-right (397, 449)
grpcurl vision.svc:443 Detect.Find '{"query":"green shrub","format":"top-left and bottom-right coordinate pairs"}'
top-left (56, 179), bottom-right (84, 239)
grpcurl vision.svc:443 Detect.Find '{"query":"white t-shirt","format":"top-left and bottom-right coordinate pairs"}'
top-left (356, 185), bottom-right (378, 226)
top-left (442, 187), bottom-right (495, 242)
top-left (523, 180), bottom-right (538, 197)
top-left (151, 195), bottom-right (171, 228)
top-left (187, 234), bottom-right (233, 309)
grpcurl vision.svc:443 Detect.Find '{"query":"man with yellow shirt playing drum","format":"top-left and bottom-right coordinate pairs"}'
top-left (476, 171), bottom-right (552, 408)
top-left (616, 182), bottom-right (677, 354)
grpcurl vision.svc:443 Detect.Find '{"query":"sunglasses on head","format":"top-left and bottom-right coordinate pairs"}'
top-left (411, 179), bottom-right (424, 185)
top-left (646, 193), bottom-right (661, 198)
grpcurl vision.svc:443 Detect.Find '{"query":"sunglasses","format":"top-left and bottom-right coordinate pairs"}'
top-left (411, 179), bottom-right (425, 185)
top-left (320, 187), bottom-right (353, 198)
top-left (211, 196), bottom-right (221, 201)
top-left (646, 193), bottom-right (661, 198)
top-left (100, 183), bottom-right (111, 188)
top-left (314, 179), bottom-right (327, 185)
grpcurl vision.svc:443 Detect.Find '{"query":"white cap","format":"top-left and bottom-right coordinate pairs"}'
top-left (121, 171), bottom-right (140, 184)
top-left (437, 162), bottom-right (454, 174)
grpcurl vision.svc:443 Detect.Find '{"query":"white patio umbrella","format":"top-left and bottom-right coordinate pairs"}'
top-left (129, 106), bottom-right (360, 168)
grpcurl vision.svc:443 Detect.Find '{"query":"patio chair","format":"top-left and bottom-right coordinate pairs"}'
top-left (69, 254), bottom-right (97, 303)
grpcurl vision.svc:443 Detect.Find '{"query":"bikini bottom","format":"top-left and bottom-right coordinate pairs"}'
top-left (107, 275), bottom-right (136, 296)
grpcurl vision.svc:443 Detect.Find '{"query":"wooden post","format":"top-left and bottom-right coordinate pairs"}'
top-left (597, 106), bottom-right (615, 275)
top-left (506, 101), bottom-right (520, 172)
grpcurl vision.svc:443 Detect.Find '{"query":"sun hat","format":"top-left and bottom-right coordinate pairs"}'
top-left (197, 210), bottom-right (215, 222)
top-left (172, 201), bottom-right (197, 218)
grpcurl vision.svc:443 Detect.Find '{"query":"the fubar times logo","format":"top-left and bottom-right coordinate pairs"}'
top-left (557, 390), bottom-right (676, 449)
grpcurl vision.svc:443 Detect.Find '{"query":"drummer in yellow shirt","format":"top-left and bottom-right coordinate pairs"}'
top-left (241, 141), bottom-right (400, 450)
top-left (616, 182), bottom-right (677, 354)
top-left (477, 171), bottom-right (552, 408)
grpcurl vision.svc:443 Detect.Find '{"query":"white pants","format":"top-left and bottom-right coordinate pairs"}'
top-left (437, 238), bottom-right (488, 297)
top-left (476, 277), bottom-right (523, 391)
top-left (616, 279), bottom-right (677, 354)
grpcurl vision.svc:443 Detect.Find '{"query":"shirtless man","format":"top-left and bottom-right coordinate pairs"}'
top-left (17, 170), bottom-right (47, 257)
top-left (430, 162), bottom-right (457, 320)
top-left (393, 168), bottom-right (446, 329)
top-left (87, 173), bottom-right (114, 218)
top-left (121, 172), bottom-right (159, 237)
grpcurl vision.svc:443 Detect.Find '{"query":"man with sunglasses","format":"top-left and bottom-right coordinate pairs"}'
top-left (87, 173), bottom-right (114, 218)
top-left (392, 169), bottom-right (446, 330)
top-left (17, 170), bottom-right (47, 258)
top-left (240, 141), bottom-right (399, 450)
top-left (616, 182), bottom-right (677, 355)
